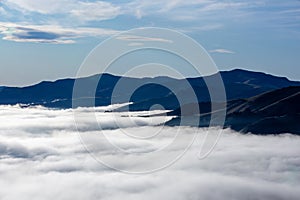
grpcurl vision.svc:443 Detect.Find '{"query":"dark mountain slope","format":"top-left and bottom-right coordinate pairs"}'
top-left (165, 86), bottom-right (300, 135)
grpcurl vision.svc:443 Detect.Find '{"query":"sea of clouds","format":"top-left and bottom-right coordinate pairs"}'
top-left (0, 105), bottom-right (300, 200)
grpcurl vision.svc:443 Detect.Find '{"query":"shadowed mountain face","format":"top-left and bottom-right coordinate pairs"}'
top-left (166, 86), bottom-right (300, 135)
top-left (0, 69), bottom-right (299, 109)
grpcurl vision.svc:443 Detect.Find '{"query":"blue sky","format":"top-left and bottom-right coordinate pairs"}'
top-left (0, 0), bottom-right (300, 86)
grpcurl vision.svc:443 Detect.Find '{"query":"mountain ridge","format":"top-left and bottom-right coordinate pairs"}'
top-left (0, 69), bottom-right (299, 109)
top-left (0, 68), bottom-right (296, 88)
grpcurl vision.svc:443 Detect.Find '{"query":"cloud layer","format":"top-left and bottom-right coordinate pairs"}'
top-left (0, 105), bottom-right (300, 199)
top-left (0, 22), bottom-right (119, 43)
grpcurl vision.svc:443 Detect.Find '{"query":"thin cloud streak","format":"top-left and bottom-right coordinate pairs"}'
top-left (116, 34), bottom-right (173, 43)
top-left (209, 48), bottom-right (235, 54)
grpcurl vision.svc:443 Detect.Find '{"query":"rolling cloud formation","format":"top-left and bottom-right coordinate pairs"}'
top-left (0, 105), bottom-right (299, 200)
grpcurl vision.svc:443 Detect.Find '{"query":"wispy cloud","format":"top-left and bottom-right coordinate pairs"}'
top-left (127, 42), bottom-right (144, 46)
top-left (197, 2), bottom-right (250, 13)
top-left (3, 0), bottom-right (122, 22)
top-left (0, 22), bottom-right (119, 44)
top-left (116, 34), bottom-right (173, 43)
top-left (1, 0), bottom-right (263, 23)
top-left (69, 1), bottom-right (121, 22)
top-left (179, 24), bottom-right (224, 33)
top-left (125, 0), bottom-right (259, 21)
top-left (0, 0), bottom-right (123, 44)
top-left (209, 48), bottom-right (235, 54)
top-left (3, 0), bottom-right (73, 14)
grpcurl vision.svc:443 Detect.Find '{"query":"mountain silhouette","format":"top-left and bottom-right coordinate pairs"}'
top-left (1, 69), bottom-right (298, 110)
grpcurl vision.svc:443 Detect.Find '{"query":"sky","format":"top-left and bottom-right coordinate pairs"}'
top-left (0, 0), bottom-right (300, 86)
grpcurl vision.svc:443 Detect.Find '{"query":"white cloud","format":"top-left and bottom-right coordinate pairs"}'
top-left (125, 0), bottom-right (258, 21)
top-left (1, 0), bottom-right (298, 45)
top-left (197, 2), bottom-right (249, 13)
top-left (1, 0), bottom-right (300, 35)
top-left (128, 42), bottom-right (144, 46)
top-left (3, 0), bottom-right (122, 22)
top-left (0, 22), bottom-right (119, 43)
top-left (1, 0), bottom-right (261, 23)
top-left (0, 105), bottom-right (300, 199)
top-left (209, 48), bottom-right (235, 54)
top-left (179, 24), bottom-right (224, 33)
top-left (126, 0), bottom-right (211, 18)
top-left (70, 1), bottom-right (121, 22)
top-left (0, 1), bottom-right (122, 43)
top-left (116, 34), bottom-right (173, 43)
top-left (3, 0), bottom-right (72, 14)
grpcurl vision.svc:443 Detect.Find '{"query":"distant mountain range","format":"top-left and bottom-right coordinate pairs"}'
top-left (0, 69), bottom-right (299, 110)
top-left (1, 69), bottom-right (299, 134)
